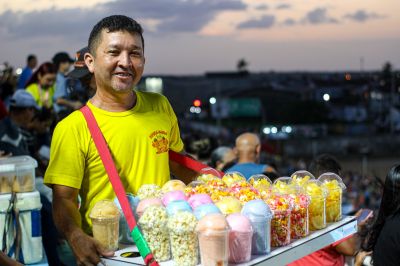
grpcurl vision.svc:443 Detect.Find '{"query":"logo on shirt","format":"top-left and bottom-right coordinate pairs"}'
top-left (149, 130), bottom-right (169, 154)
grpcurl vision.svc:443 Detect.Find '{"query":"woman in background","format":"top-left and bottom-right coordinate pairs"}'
top-left (25, 62), bottom-right (56, 109)
top-left (363, 164), bottom-right (400, 266)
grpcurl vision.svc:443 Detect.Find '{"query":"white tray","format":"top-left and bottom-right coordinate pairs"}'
top-left (101, 216), bottom-right (357, 266)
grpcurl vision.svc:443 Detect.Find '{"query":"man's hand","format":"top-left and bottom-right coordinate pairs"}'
top-left (68, 230), bottom-right (114, 266)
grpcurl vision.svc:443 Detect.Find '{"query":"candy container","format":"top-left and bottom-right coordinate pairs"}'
top-left (138, 205), bottom-right (170, 261)
top-left (222, 172), bottom-right (246, 187)
top-left (242, 199), bottom-right (273, 255)
top-left (168, 212), bottom-right (198, 266)
top-left (249, 174), bottom-right (272, 190)
top-left (161, 180), bottom-right (186, 193)
top-left (318, 173), bottom-right (346, 223)
top-left (305, 180), bottom-right (327, 231)
top-left (162, 190), bottom-right (187, 206)
top-left (196, 213), bottom-right (230, 266)
top-left (113, 194), bottom-right (139, 244)
top-left (184, 181), bottom-right (210, 197)
top-left (228, 182), bottom-right (261, 204)
top-left (288, 191), bottom-right (310, 239)
top-left (194, 203), bottom-right (221, 220)
top-left (137, 184), bottom-right (162, 200)
top-left (166, 200), bottom-right (192, 216)
top-left (136, 197), bottom-right (163, 218)
top-left (226, 214), bottom-right (253, 263)
top-left (89, 200), bottom-right (120, 251)
top-left (265, 194), bottom-right (292, 247)
top-left (215, 196), bottom-right (242, 215)
top-left (188, 194), bottom-right (213, 209)
top-left (291, 170), bottom-right (315, 187)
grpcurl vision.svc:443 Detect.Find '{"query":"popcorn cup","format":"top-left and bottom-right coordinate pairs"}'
top-left (305, 180), bottom-right (327, 231)
top-left (89, 200), bottom-right (120, 251)
top-left (289, 192), bottom-right (310, 239)
top-left (196, 214), bottom-right (230, 266)
top-left (222, 172), bottom-right (246, 187)
top-left (168, 212), bottom-right (198, 266)
top-left (161, 179), bottom-right (187, 193)
top-left (271, 209), bottom-right (291, 247)
top-left (291, 170), bottom-right (315, 187)
top-left (318, 173), bottom-right (346, 223)
top-left (138, 205), bottom-right (170, 261)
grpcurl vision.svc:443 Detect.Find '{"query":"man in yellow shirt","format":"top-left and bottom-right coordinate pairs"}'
top-left (44, 15), bottom-right (196, 265)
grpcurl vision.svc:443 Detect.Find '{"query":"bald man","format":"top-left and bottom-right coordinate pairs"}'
top-left (226, 133), bottom-right (276, 179)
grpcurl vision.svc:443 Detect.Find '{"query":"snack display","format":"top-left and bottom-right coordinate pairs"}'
top-left (188, 194), bottom-right (213, 209)
top-left (210, 189), bottom-right (231, 202)
top-left (168, 212), bottom-right (198, 266)
top-left (305, 180), bottom-right (327, 230)
top-left (196, 213), bottom-right (230, 266)
top-left (242, 199), bottom-right (273, 255)
top-left (194, 203), bottom-right (221, 220)
top-left (215, 196), bottom-right (242, 215)
top-left (291, 170), bottom-right (315, 187)
top-left (166, 200), bottom-right (192, 216)
top-left (0, 156), bottom-right (37, 194)
top-left (318, 173), bottom-right (346, 223)
top-left (138, 205), bottom-right (170, 261)
top-left (265, 194), bottom-right (292, 247)
top-left (89, 200), bottom-right (120, 251)
top-left (222, 172), bottom-right (246, 187)
top-left (162, 190), bottom-right (187, 206)
top-left (161, 180), bottom-right (186, 193)
top-left (137, 184), bottom-right (162, 200)
top-left (184, 181), bottom-right (210, 197)
top-left (226, 213), bottom-right (253, 263)
top-left (136, 197), bottom-right (163, 218)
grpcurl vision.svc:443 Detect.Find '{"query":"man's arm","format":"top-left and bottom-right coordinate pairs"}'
top-left (52, 185), bottom-right (113, 266)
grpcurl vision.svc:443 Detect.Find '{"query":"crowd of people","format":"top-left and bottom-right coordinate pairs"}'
top-left (0, 14), bottom-right (395, 266)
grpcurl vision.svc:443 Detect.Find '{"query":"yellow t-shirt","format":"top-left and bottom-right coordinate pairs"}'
top-left (26, 83), bottom-right (55, 108)
top-left (44, 90), bottom-right (184, 233)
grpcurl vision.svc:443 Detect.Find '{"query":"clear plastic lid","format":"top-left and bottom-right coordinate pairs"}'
top-left (161, 180), bottom-right (187, 193)
top-left (291, 170), bottom-right (316, 187)
top-left (273, 177), bottom-right (297, 194)
top-left (248, 174), bottom-right (272, 189)
top-left (0, 155), bottom-right (38, 173)
top-left (241, 199), bottom-right (273, 220)
top-left (226, 213), bottom-right (253, 233)
top-left (194, 203), bottom-right (221, 220)
top-left (137, 184), bottom-right (162, 200)
top-left (196, 213), bottom-right (230, 233)
top-left (318, 172), bottom-right (346, 190)
top-left (166, 200), bottom-right (192, 216)
top-left (215, 196), bottom-right (242, 215)
top-left (162, 190), bottom-right (187, 206)
top-left (198, 167), bottom-right (223, 180)
top-left (222, 172), bottom-right (246, 187)
top-left (304, 180), bottom-right (328, 198)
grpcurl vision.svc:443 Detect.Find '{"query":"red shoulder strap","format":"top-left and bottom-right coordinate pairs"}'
top-left (80, 105), bottom-right (137, 230)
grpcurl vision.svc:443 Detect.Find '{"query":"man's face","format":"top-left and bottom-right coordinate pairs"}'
top-left (86, 30), bottom-right (145, 94)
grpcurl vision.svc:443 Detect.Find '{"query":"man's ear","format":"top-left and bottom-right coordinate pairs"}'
top-left (84, 52), bottom-right (95, 74)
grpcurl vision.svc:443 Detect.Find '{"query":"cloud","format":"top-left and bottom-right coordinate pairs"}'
top-left (344, 9), bottom-right (386, 22)
top-left (282, 18), bottom-right (296, 26)
top-left (237, 15), bottom-right (275, 29)
top-left (303, 7), bottom-right (338, 24)
top-left (254, 4), bottom-right (269, 10)
top-left (0, 0), bottom-right (247, 40)
top-left (276, 4), bottom-right (291, 10)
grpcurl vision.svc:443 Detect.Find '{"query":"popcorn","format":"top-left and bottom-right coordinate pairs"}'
top-left (265, 194), bottom-right (292, 247)
top-left (206, 178), bottom-right (227, 190)
top-left (291, 171), bottom-right (315, 187)
top-left (222, 172), bottom-right (246, 187)
top-left (210, 189), bottom-right (231, 202)
top-left (288, 193), bottom-right (310, 239)
top-left (305, 181), bottom-right (327, 230)
top-left (137, 184), bottom-right (162, 200)
top-left (185, 181), bottom-right (210, 197)
top-left (168, 212), bottom-right (198, 266)
top-left (319, 175), bottom-right (345, 223)
top-left (197, 173), bottom-right (219, 183)
top-left (228, 182), bottom-right (261, 204)
top-left (162, 180), bottom-right (187, 193)
top-left (249, 174), bottom-right (272, 190)
top-left (138, 206), bottom-right (170, 261)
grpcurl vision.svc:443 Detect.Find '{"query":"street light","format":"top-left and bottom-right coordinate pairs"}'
top-left (209, 97), bottom-right (217, 105)
top-left (323, 93), bottom-right (330, 102)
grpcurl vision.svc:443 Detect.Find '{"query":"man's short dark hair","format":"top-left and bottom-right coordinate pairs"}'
top-left (309, 154), bottom-right (342, 177)
top-left (88, 15), bottom-right (144, 55)
top-left (27, 54), bottom-right (36, 62)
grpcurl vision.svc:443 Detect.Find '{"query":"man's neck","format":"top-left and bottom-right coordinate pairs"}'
top-left (238, 156), bottom-right (258, 164)
top-left (90, 89), bottom-right (137, 112)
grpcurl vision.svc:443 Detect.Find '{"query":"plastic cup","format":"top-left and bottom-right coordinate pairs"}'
top-left (227, 214), bottom-right (253, 263)
top-left (89, 200), bottom-right (120, 251)
top-left (318, 173), bottom-right (346, 223)
top-left (196, 214), bottom-right (230, 266)
top-left (271, 209), bottom-right (291, 247)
